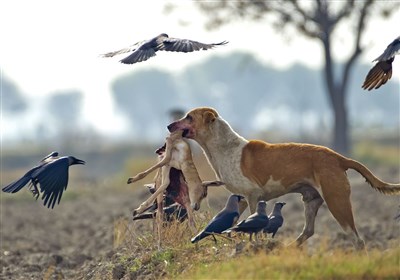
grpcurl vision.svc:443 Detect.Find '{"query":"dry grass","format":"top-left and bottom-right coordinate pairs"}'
top-left (353, 141), bottom-right (400, 167)
top-left (110, 211), bottom-right (400, 280)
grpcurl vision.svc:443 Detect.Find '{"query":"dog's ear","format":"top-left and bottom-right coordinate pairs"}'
top-left (203, 111), bottom-right (217, 124)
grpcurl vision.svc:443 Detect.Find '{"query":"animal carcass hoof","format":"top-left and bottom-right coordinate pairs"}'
top-left (133, 203), bottom-right (147, 215)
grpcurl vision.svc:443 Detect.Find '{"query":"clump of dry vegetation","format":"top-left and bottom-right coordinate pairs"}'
top-left (89, 213), bottom-right (400, 280)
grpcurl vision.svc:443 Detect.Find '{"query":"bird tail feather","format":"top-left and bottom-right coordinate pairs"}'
top-left (191, 232), bottom-right (207, 243)
top-left (2, 177), bottom-right (31, 193)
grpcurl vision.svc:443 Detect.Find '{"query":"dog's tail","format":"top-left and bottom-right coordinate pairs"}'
top-left (343, 158), bottom-right (400, 195)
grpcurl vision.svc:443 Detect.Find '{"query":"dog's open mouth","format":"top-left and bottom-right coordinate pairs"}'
top-left (182, 129), bottom-right (190, 137)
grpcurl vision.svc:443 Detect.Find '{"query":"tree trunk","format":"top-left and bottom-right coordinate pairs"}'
top-left (331, 90), bottom-right (349, 155)
top-left (321, 34), bottom-right (350, 155)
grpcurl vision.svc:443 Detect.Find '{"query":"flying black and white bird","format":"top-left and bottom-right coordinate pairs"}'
top-left (263, 202), bottom-right (286, 238)
top-left (362, 36), bottom-right (400, 90)
top-left (191, 194), bottom-right (244, 244)
top-left (101, 33), bottom-right (228, 64)
top-left (223, 201), bottom-right (269, 242)
top-left (2, 152), bottom-right (85, 208)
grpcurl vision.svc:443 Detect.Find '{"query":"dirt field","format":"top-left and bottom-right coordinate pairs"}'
top-left (1, 162), bottom-right (399, 279)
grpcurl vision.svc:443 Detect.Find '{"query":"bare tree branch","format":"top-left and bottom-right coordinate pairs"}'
top-left (340, 0), bottom-right (373, 94)
top-left (333, 0), bottom-right (355, 25)
top-left (288, 0), bottom-right (316, 22)
top-left (186, 0), bottom-right (399, 154)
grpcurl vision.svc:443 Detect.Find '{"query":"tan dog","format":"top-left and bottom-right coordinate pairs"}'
top-left (128, 130), bottom-right (223, 233)
top-left (167, 107), bottom-right (400, 250)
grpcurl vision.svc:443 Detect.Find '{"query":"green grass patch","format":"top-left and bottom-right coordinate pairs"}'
top-left (178, 246), bottom-right (400, 280)
top-left (353, 141), bottom-right (400, 167)
top-left (112, 215), bottom-right (400, 280)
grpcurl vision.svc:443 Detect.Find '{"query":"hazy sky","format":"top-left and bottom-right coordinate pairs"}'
top-left (1, 0), bottom-right (399, 137)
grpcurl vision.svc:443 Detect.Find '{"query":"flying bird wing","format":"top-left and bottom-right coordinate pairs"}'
top-left (119, 48), bottom-right (157, 64)
top-left (374, 37), bottom-right (400, 62)
top-left (40, 151), bottom-right (59, 163)
top-left (2, 152), bottom-right (58, 193)
top-left (36, 157), bottom-right (70, 208)
top-left (2, 169), bottom-right (38, 193)
top-left (100, 40), bottom-right (144, 58)
top-left (161, 38), bottom-right (228, 53)
top-left (362, 36), bottom-right (399, 91)
top-left (362, 59), bottom-right (393, 90)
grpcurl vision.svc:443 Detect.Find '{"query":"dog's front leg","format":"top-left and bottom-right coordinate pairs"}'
top-left (133, 166), bottom-right (171, 215)
top-left (246, 193), bottom-right (261, 214)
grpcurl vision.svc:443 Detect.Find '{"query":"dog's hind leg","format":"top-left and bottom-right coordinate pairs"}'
top-left (292, 185), bottom-right (324, 247)
top-left (319, 173), bottom-right (365, 250)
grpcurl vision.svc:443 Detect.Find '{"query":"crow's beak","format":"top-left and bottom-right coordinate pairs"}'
top-left (76, 159), bottom-right (86, 165)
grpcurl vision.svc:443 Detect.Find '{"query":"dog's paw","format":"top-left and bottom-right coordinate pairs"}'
top-left (127, 177), bottom-right (133, 184)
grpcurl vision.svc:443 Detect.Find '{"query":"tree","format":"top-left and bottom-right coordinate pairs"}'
top-left (1, 75), bottom-right (27, 114)
top-left (46, 90), bottom-right (83, 139)
top-left (189, 0), bottom-right (398, 155)
top-left (47, 90), bottom-right (83, 126)
top-left (112, 69), bottom-right (181, 139)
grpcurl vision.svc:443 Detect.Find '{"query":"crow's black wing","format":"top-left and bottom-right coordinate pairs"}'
top-left (191, 211), bottom-right (238, 243)
top-left (263, 215), bottom-right (283, 233)
top-left (119, 48), bottom-right (157, 64)
top-left (37, 157), bottom-right (69, 208)
top-left (100, 40), bottom-right (144, 58)
top-left (374, 37), bottom-right (400, 62)
top-left (231, 215), bottom-right (269, 232)
top-left (162, 38), bottom-right (228, 53)
top-left (362, 59), bottom-right (393, 90)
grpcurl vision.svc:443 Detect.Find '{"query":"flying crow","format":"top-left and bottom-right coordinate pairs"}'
top-left (2, 152), bottom-right (85, 208)
top-left (362, 36), bottom-right (400, 90)
top-left (101, 33), bottom-right (228, 64)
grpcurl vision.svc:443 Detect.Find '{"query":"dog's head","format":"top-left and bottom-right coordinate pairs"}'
top-left (167, 107), bottom-right (219, 142)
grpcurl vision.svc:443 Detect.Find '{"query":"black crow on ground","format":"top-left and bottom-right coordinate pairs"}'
top-left (263, 202), bottom-right (286, 238)
top-left (191, 194), bottom-right (244, 244)
top-left (2, 152), bottom-right (85, 208)
top-left (362, 36), bottom-right (400, 90)
top-left (101, 33), bottom-right (228, 64)
top-left (223, 201), bottom-right (269, 242)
